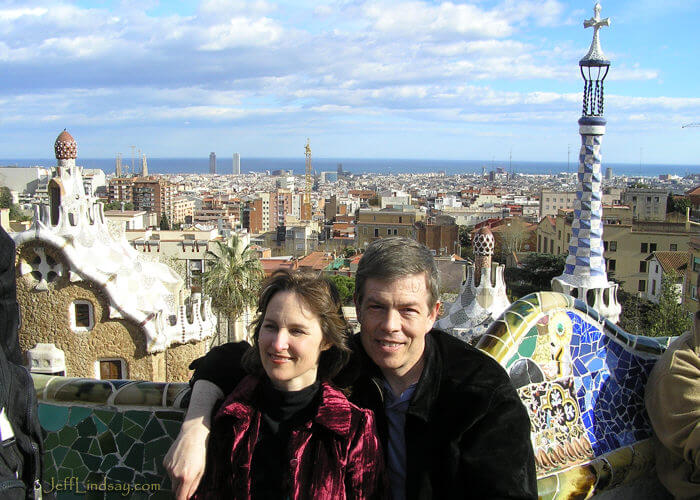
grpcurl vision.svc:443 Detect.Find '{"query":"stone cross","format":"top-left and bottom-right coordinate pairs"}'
top-left (582, 2), bottom-right (610, 62)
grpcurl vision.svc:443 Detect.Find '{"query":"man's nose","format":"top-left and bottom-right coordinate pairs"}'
top-left (381, 309), bottom-right (401, 332)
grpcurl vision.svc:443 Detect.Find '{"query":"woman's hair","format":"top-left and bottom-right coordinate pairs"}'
top-left (242, 270), bottom-right (352, 381)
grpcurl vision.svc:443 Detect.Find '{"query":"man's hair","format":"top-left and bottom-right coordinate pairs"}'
top-left (242, 270), bottom-right (352, 380)
top-left (355, 237), bottom-right (440, 309)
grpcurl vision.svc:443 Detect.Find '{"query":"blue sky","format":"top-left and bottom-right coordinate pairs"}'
top-left (1, 0), bottom-right (699, 165)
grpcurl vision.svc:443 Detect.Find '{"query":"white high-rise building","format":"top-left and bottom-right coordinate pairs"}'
top-left (209, 152), bottom-right (216, 174)
top-left (233, 153), bottom-right (240, 175)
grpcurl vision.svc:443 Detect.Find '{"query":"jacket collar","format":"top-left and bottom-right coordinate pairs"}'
top-left (218, 375), bottom-right (354, 437)
top-left (406, 331), bottom-right (441, 421)
top-left (343, 330), bottom-right (443, 422)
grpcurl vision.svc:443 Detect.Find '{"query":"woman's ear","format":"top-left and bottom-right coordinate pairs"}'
top-left (320, 340), bottom-right (332, 352)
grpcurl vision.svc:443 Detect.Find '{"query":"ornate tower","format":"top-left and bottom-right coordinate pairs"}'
top-left (551, 2), bottom-right (621, 323)
top-left (437, 226), bottom-right (510, 343)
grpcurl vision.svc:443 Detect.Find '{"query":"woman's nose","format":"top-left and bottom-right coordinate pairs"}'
top-left (273, 330), bottom-right (289, 351)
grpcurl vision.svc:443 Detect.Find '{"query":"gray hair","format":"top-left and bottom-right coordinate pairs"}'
top-left (355, 237), bottom-right (440, 308)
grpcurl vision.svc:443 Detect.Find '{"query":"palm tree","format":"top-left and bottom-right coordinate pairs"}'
top-left (203, 234), bottom-right (264, 345)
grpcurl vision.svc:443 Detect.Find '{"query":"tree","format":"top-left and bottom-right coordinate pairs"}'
top-left (667, 196), bottom-right (691, 215)
top-left (159, 213), bottom-right (171, 230)
top-left (648, 271), bottom-right (693, 337)
top-left (203, 235), bottom-right (265, 344)
top-left (0, 186), bottom-right (12, 209)
top-left (504, 253), bottom-right (565, 300)
top-left (500, 219), bottom-right (529, 258)
top-left (343, 247), bottom-right (357, 258)
top-left (328, 275), bottom-right (355, 305)
top-left (103, 201), bottom-right (134, 211)
top-left (616, 286), bottom-right (656, 336)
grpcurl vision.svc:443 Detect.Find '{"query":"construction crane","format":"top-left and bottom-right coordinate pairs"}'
top-left (682, 123), bottom-right (700, 128)
top-left (304, 138), bottom-right (312, 205)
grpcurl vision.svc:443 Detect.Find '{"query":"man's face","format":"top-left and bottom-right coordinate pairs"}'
top-left (356, 273), bottom-right (440, 381)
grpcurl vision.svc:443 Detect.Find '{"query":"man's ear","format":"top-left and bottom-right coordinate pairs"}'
top-left (354, 293), bottom-right (362, 322)
top-left (429, 301), bottom-right (441, 322)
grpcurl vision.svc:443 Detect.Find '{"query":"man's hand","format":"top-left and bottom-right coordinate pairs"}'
top-left (164, 380), bottom-right (223, 500)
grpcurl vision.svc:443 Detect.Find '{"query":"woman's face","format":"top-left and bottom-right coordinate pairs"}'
top-left (258, 290), bottom-right (328, 391)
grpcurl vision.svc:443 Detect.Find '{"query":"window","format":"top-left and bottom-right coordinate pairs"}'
top-left (603, 241), bottom-right (608, 251)
top-left (647, 197), bottom-right (651, 202)
top-left (670, 244), bottom-right (677, 251)
top-left (609, 241), bottom-right (617, 252)
top-left (550, 240), bottom-right (554, 253)
top-left (694, 258), bottom-right (700, 272)
top-left (641, 243), bottom-right (648, 253)
top-left (649, 243), bottom-right (657, 252)
top-left (558, 230), bottom-right (561, 239)
top-left (387, 229), bottom-right (391, 235)
top-left (393, 229), bottom-right (398, 235)
top-left (70, 300), bottom-right (94, 332)
top-left (639, 261), bottom-right (647, 273)
top-left (398, 216), bottom-right (403, 223)
top-left (638, 280), bottom-right (646, 292)
top-left (608, 259), bottom-right (616, 271)
top-left (651, 280), bottom-right (656, 295)
top-left (374, 228), bottom-right (379, 237)
top-left (538, 235), bottom-right (542, 251)
top-left (655, 264), bottom-right (659, 273)
top-left (97, 359), bottom-right (126, 379)
top-left (692, 286), bottom-right (698, 301)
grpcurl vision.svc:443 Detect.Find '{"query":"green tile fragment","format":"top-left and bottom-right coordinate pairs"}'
top-left (124, 421), bottom-right (144, 440)
top-left (94, 409), bottom-right (114, 426)
top-left (141, 417), bottom-right (165, 443)
top-left (97, 431), bottom-right (117, 455)
top-left (57, 466), bottom-right (72, 481)
top-left (52, 445), bottom-right (69, 466)
top-left (124, 442), bottom-right (144, 471)
top-left (99, 454), bottom-right (118, 472)
top-left (108, 413), bottom-right (123, 433)
top-left (73, 436), bottom-right (92, 453)
top-left (106, 467), bottom-right (135, 483)
top-left (39, 404), bottom-right (70, 432)
top-left (77, 417), bottom-right (98, 437)
top-left (144, 436), bottom-right (173, 462)
top-left (62, 449), bottom-right (82, 469)
top-left (68, 406), bottom-right (92, 425)
top-left (124, 410), bottom-right (151, 427)
top-left (85, 490), bottom-right (106, 500)
top-left (88, 439), bottom-right (101, 456)
top-left (83, 453), bottom-right (102, 472)
top-left (85, 471), bottom-right (105, 484)
top-left (162, 420), bottom-right (181, 440)
top-left (94, 417), bottom-right (107, 434)
top-left (154, 410), bottom-right (184, 422)
top-left (116, 432), bottom-right (135, 456)
top-left (518, 336), bottom-right (537, 358)
top-left (44, 431), bottom-right (59, 450)
top-left (74, 465), bottom-right (90, 482)
top-left (58, 425), bottom-right (78, 446)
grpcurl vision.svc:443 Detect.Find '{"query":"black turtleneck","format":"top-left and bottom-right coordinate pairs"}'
top-left (251, 378), bottom-right (321, 500)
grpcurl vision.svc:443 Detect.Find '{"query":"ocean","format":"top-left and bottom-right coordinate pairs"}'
top-left (0, 157), bottom-right (697, 178)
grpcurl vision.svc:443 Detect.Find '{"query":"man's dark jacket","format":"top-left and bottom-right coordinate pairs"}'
top-left (191, 329), bottom-right (537, 499)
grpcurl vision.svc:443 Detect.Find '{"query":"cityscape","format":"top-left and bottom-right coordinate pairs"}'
top-left (1, 1), bottom-right (699, 499)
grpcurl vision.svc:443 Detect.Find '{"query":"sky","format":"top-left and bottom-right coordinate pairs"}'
top-left (1, 0), bottom-right (699, 165)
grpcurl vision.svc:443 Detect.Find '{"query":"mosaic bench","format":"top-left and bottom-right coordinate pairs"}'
top-left (31, 291), bottom-right (671, 499)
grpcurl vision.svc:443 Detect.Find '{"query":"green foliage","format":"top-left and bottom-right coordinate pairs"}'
top-left (103, 201), bottom-right (134, 211)
top-left (630, 181), bottom-right (650, 189)
top-left (328, 274), bottom-right (355, 305)
top-left (159, 213), bottom-right (171, 230)
top-left (368, 196), bottom-right (380, 207)
top-left (0, 186), bottom-right (12, 208)
top-left (616, 287), bottom-right (656, 336)
top-left (343, 247), bottom-right (357, 258)
top-left (504, 253), bottom-right (566, 300)
top-left (203, 235), bottom-right (265, 341)
top-left (667, 196), bottom-right (691, 215)
top-left (458, 226), bottom-right (471, 247)
top-left (648, 271), bottom-right (693, 337)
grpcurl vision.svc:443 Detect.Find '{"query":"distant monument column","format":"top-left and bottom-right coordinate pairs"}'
top-left (552, 2), bottom-right (620, 323)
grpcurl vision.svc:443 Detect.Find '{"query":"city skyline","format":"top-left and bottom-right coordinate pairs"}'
top-left (1, 0), bottom-right (699, 165)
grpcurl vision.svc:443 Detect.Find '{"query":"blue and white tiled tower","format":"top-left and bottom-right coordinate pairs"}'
top-left (552, 2), bottom-right (621, 323)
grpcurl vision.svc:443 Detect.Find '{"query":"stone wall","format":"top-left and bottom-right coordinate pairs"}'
top-left (16, 242), bottom-right (205, 382)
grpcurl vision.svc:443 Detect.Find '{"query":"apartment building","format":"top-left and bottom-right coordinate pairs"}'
top-left (415, 215), bottom-right (459, 257)
top-left (621, 188), bottom-right (669, 222)
top-left (645, 251), bottom-right (689, 303)
top-left (685, 235), bottom-right (700, 304)
top-left (536, 206), bottom-right (695, 295)
top-left (355, 207), bottom-right (421, 248)
top-left (539, 188), bottom-right (622, 219)
top-left (171, 196), bottom-right (195, 225)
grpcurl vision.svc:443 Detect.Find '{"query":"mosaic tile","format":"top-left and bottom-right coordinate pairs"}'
top-left (144, 436), bottom-right (173, 463)
top-left (94, 409), bottom-right (115, 426)
top-left (154, 410), bottom-right (184, 422)
top-left (116, 433), bottom-right (135, 456)
top-left (53, 380), bottom-right (113, 404)
top-left (39, 404), bottom-right (70, 432)
top-left (97, 431), bottom-right (117, 455)
top-left (164, 384), bottom-right (190, 407)
top-left (114, 382), bottom-right (168, 407)
top-left (68, 406), bottom-right (92, 425)
top-left (108, 413), bottom-right (123, 433)
top-left (124, 410), bottom-right (151, 428)
top-left (142, 417), bottom-right (165, 443)
top-left (99, 454), bottom-right (119, 472)
top-left (58, 426), bottom-right (78, 447)
top-left (77, 417), bottom-right (98, 437)
top-left (106, 466), bottom-right (135, 484)
top-left (124, 442), bottom-right (145, 470)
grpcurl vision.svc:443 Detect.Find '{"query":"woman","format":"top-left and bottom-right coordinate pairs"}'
top-left (194, 270), bottom-right (385, 499)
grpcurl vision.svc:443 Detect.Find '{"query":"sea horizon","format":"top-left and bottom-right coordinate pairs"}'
top-left (1, 157), bottom-right (697, 178)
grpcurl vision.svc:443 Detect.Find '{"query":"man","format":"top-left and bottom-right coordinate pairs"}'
top-left (645, 274), bottom-right (700, 499)
top-left (165, 237), bottom-right (537, 499)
